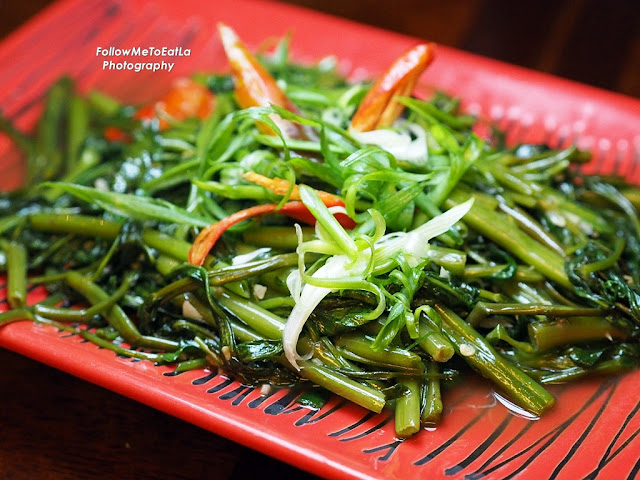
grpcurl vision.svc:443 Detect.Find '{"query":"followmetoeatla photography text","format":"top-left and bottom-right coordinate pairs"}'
top-left (97, 46), bottom-right (191, 73)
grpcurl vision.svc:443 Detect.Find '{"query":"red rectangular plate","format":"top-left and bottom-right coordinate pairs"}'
top-left (2, 1), bottom-right (640, 479)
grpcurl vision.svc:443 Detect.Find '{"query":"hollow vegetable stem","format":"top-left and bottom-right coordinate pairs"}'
top-left (434, 303), bottom-right (555, 416)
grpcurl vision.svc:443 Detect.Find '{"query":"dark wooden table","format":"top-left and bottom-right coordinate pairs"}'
top-left (1, 1), bottom-right (638, 480)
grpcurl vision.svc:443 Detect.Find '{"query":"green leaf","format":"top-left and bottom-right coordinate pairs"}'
top-left (237, 340), bottom-right (283, 362)
top-left (40, 182), bottom-right (211, 227)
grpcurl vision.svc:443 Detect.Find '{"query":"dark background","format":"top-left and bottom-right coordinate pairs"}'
top-left (277, 0), bottom-right (640, 98)
top-left (1, 0), bottom-right (638, 97)
top-left (1, 2), bottom-right (638, 480)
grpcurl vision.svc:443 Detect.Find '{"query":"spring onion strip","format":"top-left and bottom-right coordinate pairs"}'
top-left (283, 196), bottom-right (473, 369)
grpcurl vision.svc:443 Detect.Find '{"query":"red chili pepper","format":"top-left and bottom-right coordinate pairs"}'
top-left (349, 43), bottom-right (436, 132)
top-left (138, 78), bottom-right (215, 129)
top-left (103, 126), bottom-right (131, 142)
top-left (104, 78), bottom-right (215, 141)
top-left (188, 199), bottom-right (356, 266)
top-left (242, 171), bottom-right (345, 205)
top-left (218, 23), bottom-right (307, 139)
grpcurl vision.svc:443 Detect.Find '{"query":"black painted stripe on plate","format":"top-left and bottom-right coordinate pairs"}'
top-left (328, 411), bottom-right (377, 437)
top-left (362, 439), bottom-right (404, 461)
top-left (264, 390), bottom-right (299, 415)
top-left (219, 384), bottom-right (249, 401)
top-left (206, 376), bottom-right (234, 393)
top-left (627, 456), bottom-right (640, 480)
top-left (548, 381), bottom-right (619, 480)
top-left (192, 371), bottom-right (217, 385)
top-left (248, 392), bottom-right (275, 409)
top-left (475, 380), bottom-right (615, 479)
top-left (445, 414), bottom-right (514, 475)
top-left (414, 408), bottom-right (487, 466)
top-left (585, 395), bottom-right (640, 479)
top-left (339, 414), bottom-right (393, 442)
top-left (464, 420), bottom-right (537, 480)
top-left (295, 401), bottom-right (346, 427)
top-left (229, 385), bottom-right (256, 406)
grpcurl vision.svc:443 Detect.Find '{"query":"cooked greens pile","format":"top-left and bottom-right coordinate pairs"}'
top-left (2, 33), bottom-right (640, 438)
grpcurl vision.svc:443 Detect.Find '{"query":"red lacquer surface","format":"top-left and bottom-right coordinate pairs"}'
top-left (2, 1), bottom-right (640, 479)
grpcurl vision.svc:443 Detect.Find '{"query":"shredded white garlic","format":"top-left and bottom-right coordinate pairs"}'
top-left (182, 300), bottom-right (203, 321)
top-left (460, 344), bottom-right (476, 356)
top-left (259, 384), bottom-right (272, 396)
top-left (221, 345), bottom-right (232, 362)
top-left (253, 283), bottom-right (267, 300)
top-left (350, 123), bottom-right (428, 166)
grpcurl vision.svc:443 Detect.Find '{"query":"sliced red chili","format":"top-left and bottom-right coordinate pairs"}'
top-left (188, 200), bottom-right (355, 266)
